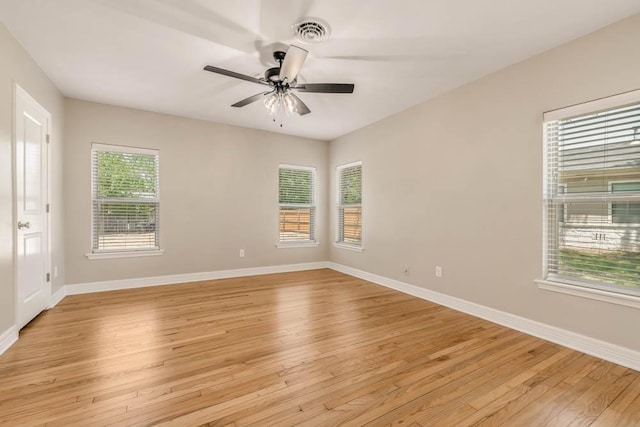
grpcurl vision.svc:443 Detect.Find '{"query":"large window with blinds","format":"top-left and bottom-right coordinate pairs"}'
top-left (336, 161), bottom-right (362, 247)
top-left (91, 144), bottom-right (160, 253)
top-left (543, 92), bottom-right (640, 295)
top-left (278, 165), bottom-right (316, 244)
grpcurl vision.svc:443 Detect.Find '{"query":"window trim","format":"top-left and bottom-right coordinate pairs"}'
top-left (335, 160), bottom-right (363, 249)
top-left (88, 143), bottom-right (161, 258)
top-left (333, 242), bottom-right (365, 252)
top-left (542, 89), bottom-right (640, 304)
top-left (544, 88), bottom-right (640, 122)
top-left (536, 279), bottom-right (640, 310)
top-left (277, 163), bottom-right (317, 246)
top-left (86, 249), bottom-right (164, 260)
top-left (276, 242), bottom-right (319, 249)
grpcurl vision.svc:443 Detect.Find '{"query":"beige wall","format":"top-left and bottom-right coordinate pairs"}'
top-left (329, 14), bottom-right (640, 351)
top-left (4, 11), bottom-right (639, 356)
top-left (0, 24), bottom-right (65, 334)
top-left (64, 100), bottom-right (328, 284)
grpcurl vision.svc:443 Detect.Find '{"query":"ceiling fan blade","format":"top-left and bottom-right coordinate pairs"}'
top-left (204, 65), bottom-right (270, 86)
top-left (231, 91), bottom-right (272, 108)
top-left (101, 0), bottom-right (260, 53)
top-left (323, 54), bottom-right (448, 62)
top-left (293, 83), bottom-right (355, 93)
top-left (279, 45), bottom-right (308, 83)
top-left (311, 37), bottom-right (468, 59)
top-left (289, 93), bottom-right (311, 116)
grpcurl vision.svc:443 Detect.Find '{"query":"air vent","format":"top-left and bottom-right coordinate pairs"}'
top-left (293, 18), bottom-right (331, 43)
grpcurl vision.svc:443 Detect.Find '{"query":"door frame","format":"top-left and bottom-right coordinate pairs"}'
top-left (13, 83), bottom-right (52, 329)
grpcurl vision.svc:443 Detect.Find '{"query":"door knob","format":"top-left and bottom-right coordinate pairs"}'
top-left (17, 221), bottom-right (31, 230)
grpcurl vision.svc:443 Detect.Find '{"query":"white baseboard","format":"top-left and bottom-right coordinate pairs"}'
top-left (65, 261), bottom-right (331, 295)
top-left (49, 285), bottom-right (66, 309)
top-left (328, 262), bottom-right (640, 372)
top-left (0, 325), bottom-right (18, 356)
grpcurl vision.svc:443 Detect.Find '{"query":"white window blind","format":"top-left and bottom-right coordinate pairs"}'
top-left (544, 96), bottom-right (640, 294)
top-left (91, 144), bottom-right (160, 253)
top-left (279, 165), bottom-right (316, 243)
top-left (337, 161), bottom-right (362, 246)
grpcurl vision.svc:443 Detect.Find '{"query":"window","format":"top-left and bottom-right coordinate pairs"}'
top-left (543, 92), bottom-right (640, 294)
top-left (610, 181), bottom-right (640, 224)
top-left (278, 165), bottom-right (316, 244)
top-left (336, 161), bottom-right (362, 247)
top-left (91, 144), bottom-right (160, 254)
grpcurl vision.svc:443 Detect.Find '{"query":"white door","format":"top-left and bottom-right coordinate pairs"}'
top-left (15, 85), bottom-right (50, 330)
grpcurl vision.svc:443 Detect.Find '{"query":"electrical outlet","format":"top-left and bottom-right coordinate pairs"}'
top-left (435, 266), bottom-right (442, 278)
top-left (239, 249), bottom-right (245, 258)
top-left (54, 266), bottom-right (58, 278)
top-left (403, 267), bottom-right (410, 276)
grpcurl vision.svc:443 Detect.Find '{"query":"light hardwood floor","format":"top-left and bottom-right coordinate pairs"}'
top-left (0, 269), bottom-right (639, 426)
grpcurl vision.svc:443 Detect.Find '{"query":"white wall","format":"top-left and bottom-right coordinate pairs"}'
top-left (0, 24), bottom-right (65, 335)
top-left (329, 14), bottom-right (640, 352)
top-left (64, 99), bottom-right (328, 285)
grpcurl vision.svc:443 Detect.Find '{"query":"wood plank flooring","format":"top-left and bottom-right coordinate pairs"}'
top-left (0, 269), bottom-right (638, 426)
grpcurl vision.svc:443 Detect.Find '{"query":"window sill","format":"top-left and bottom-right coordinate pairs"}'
top-left (535, 279), bottom-right (640, 310)
top-left (333, 243), bottom-right (364, 253)
top-left (276, 242), bottom-right (319, 249)
top-left (86, 249), bottom-right (164, 260)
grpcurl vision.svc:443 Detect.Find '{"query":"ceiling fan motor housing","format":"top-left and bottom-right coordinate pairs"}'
top-left (265, 67), bottom-right (281, 83)
top-left (273, 50), bottom-right (286, 63)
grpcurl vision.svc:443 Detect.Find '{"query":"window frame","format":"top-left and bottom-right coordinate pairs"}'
top-left (277, 164), bottom-right (318, 248)
top-left (335, 160), bottom-right (363, 251)
top-left (539, 89), bottom-right (640, 307)
top-left (86, 143), bottom-right (163, 259)
top-left (558, 183), bottom-right (567, 223)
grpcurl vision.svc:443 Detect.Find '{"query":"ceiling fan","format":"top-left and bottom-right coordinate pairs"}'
top-left (204, 45), bottom-right (354, 117)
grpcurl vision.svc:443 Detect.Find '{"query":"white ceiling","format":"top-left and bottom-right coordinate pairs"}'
top-left (1, 1), bottom-right (640, 141)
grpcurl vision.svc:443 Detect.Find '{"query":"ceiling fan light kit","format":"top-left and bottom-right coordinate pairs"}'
top-left (203, 43), bottom-right (354, 125)
top-left (263, 90), bottom-right (298, 115)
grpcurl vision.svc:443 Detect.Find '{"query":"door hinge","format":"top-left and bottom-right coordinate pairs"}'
top-left (46, 272), bottom-right (51, 282)
top-left (46, 134), bottom-right (50, 143)
top-left (46, 203), bottom-right (50, 213)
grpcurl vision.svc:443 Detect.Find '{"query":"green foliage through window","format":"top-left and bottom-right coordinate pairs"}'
top-left (97, 151), bottom-right (158, 199)
top-left (340, 165), bottom-right (362, 205)
top-left (279, 168), bottom-right (312, 204)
